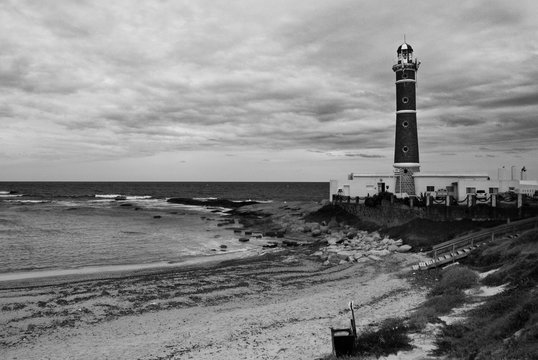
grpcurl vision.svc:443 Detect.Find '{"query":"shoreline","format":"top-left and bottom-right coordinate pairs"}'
top-left (0, 248), bottom-right (428, 360)
top-left (1, 200), bottom-right (433, 359)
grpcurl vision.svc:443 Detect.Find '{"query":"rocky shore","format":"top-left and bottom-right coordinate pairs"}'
top-left (0, 200), bottom-right (430, 360)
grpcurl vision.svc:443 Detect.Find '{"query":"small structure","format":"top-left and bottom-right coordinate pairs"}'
top-left (330, 301), bottom-right (357, 356)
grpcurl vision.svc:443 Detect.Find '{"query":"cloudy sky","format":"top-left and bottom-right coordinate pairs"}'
top-left (1, 0), bottom-right (537, 181)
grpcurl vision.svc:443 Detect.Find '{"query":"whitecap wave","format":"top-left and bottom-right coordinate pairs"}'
top-left (95, 194), bottom-right (125, 199)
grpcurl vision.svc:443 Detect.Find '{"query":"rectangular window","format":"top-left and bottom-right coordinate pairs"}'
top-left (466, 187), bottom-right (476, 194)
top-left (489, 187), bottom-right (499, 194)
top-left (426, 186), bottom-right (434, 192)
top-left (446, 186), bottom-right (454, 192)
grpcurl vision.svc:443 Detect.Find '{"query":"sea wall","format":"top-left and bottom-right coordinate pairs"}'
top-left (336, 200), bottom-right (538, 228)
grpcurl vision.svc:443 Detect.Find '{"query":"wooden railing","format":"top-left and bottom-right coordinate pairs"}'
top-left (431, 216), bottom-right (538, 260)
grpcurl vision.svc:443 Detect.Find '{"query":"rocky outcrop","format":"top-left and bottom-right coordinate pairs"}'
top-left (313, 229), bottom-right (412, 267)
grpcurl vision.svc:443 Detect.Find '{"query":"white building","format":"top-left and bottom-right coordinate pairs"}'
top-left (330, 168), bottom-right (538, 201)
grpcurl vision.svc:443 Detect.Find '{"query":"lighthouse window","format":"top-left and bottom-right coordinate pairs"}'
top-left (402, 146), bottom-right (409, 153)
top-left (402, 73), bottom-right (408, 79)
top-left (402, 97), bottom-right (409, 104)
top-left (402, 121), bottom-right (409, 128)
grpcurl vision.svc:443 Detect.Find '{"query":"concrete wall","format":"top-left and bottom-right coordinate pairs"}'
top-left (331, 175), bottom-right (396, 198)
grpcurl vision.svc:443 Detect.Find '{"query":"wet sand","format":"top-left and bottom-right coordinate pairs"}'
top-left (0, 202), bottom-right (429, 359)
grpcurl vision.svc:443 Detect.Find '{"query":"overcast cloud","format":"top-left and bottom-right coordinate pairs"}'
top-left (1, 0), bottom-right (537, 181)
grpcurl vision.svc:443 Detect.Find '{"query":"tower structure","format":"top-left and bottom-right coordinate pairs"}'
top-left (392, 41), bottom-right (420, 196)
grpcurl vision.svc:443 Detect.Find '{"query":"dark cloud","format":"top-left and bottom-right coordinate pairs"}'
top-left (344, 153), bottom-right (385, 158)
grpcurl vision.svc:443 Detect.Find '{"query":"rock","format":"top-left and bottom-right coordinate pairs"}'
top-left (320, 199), bottom-right (331, 206)
top-left (347, 256), bottom-right (355, 262)
top-left (153, 215), bottom-right (162, 219)
top-left (263, 242), bottom-right (278, 248)
top-left (238, 237), bottom-right (250, 242)
top-left (394, 239), bottom-right (403, 246)
top-left (327, 217), bottom-right (339, 229)
top-left (313, 251), bottom-right (323, 257)
top-left (282, 240), bottom-right (299, 247)
top-left (346, 231), bottom-right (357, 239)
top-left (353, 252), bottom-right (364, 260)
top-left (388, 244), bottom-right (399, 252)
top-left (397, 244), bottom-right (412, 253)
top-left (339, 260), bottom-right (348, 265)
top-left (320, 226), bottom-right (329, 234)
top-left (328, 254), bottom-right (340, 264)
top-left (311, 229), bottom-right (322, 237)
top-left (327, 237), bottom-right (338, 245)
top-left (323, 260), bottom-right (330, 266)
top-left (220, 245), bottom-right (228, 249)
top-left (337, 251), bottom-right (354, 260)
top-left (368, 255), bottom-right (382, 261)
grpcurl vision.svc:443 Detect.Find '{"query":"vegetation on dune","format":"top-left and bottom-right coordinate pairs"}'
top-left (320, 318), bottom-right (411, 360)
top-left (431, 229), bottom-right (538, 360)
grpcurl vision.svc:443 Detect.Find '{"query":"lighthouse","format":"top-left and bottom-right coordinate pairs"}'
top-left (392, 41), bottom-right (420, 196)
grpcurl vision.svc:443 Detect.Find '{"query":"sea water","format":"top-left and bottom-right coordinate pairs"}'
top-left (0, 182), bottom-right (328, 278)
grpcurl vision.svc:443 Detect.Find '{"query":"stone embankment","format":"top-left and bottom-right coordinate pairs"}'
top-left (233, 202), bottom-right (413, 267)
top-left (312, 227), bottom-right (412, 266)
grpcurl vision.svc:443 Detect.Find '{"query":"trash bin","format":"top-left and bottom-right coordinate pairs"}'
top-left (330, 301), bottom-right (357, 357)
top-left (331, 328), bottom-right (355, 356)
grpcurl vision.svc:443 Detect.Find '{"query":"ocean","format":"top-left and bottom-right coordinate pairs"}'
top-left (0, 182), bottom-right (328, 279)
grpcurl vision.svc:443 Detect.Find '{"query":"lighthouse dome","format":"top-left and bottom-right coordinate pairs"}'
top-left (397, 42), bottom-right (413, 53)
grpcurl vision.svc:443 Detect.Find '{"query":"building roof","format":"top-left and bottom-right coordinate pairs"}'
top-left (413, 173), bottom-right (489, 178)
top-left (351, 173), bottom-right (394, 178)
top-left (397, 42), bottom-right (413, 53)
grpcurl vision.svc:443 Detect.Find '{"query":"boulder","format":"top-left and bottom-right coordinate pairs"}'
top-left (313, 251), bottom-right (323, 257)
top-left (388, 244), bottom-right (399, 252)
top-left (397, 244), bottom-right (412, 253)
top-left (327, 217), bottom-right (339, 229)
top-left (353, 252), bottom-right (364, 260)
top-left (238, 237), bottom-right (250, 242)
top-left (311, 229), bottom-right (322, 237)
top-left (394, 239), bottom-right (403, 246)
top-left (339, 260), bottom-right (348, 265)
top-left (282, 240), bottom-right (298, 247)
top-left (368, 255), bottom-right (382, 261)
top-left (328, 254), bottom-right (340, 264)
top-left (337, 251), bottom-right (354, 260)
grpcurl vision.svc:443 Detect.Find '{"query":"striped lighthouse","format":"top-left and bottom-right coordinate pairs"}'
top-left (392, 41), bottom-right (420, 196)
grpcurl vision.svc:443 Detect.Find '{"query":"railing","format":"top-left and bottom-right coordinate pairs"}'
top-left (431, 216), bottom-right (538, 261)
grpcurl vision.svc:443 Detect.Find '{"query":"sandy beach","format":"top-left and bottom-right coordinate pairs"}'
top-left (0, 202), bottom-right (430, 360)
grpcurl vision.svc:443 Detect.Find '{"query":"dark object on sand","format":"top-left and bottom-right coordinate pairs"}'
top-left (331, 301), bottom-right (357, 357)
top-left (238, 237), bottom-right (250, 242)
top-left (153, 215), bottom-right (162, 219)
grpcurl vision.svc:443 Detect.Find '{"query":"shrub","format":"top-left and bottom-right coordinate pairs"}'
top-left (407, 306), bottom-right (438, 331)
top-left (430, 266), bottom-right (479, 296)
top-left (422, 291), bottom-right (466, 315)
top-left (354, 318), bottom-right (412, 357)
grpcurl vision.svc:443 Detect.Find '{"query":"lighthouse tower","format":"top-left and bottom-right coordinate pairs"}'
top-left (392, 41), bottom-right (420, 196)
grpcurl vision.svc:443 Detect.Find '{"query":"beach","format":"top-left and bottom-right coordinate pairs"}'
top-left (0, 201), bottom-right (429, 360)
